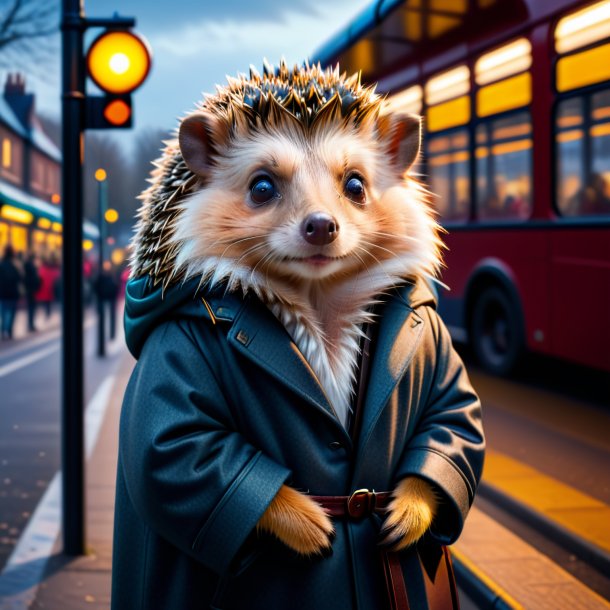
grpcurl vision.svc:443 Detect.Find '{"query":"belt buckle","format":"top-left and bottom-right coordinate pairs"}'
top-left (347, 488), bottom-right (376, 519)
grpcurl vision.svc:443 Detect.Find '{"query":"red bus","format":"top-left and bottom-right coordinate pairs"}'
top-left (313, 0), bottom-right (610, 374)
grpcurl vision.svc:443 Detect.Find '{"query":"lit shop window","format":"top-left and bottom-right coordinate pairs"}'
top-left (555, 0), bottom-right (610, 92)
top-left (0, 222), bottom-right (8, 250)
top-left (427, 129), bottom-right (470, 222)
top-left (556, 90), bottom-right (610, 217)
top-left (2, 138), bottom-right (11, 168)
top-left (476, 112), bottom-right (532, 221)
top-left (10, 225), bottom-right (27, 252)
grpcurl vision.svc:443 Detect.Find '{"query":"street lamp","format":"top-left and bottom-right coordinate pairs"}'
top-left (95, 168), bottom-right (107, 357)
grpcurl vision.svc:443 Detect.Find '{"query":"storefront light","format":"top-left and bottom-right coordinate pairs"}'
top-left (1, 205), bottom-right (33, 225)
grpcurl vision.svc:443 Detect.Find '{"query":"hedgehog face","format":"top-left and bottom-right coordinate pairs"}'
top-left (136, 63), bottom-right (439, 290)
top-left (174, 110), bottom-right (424, 284)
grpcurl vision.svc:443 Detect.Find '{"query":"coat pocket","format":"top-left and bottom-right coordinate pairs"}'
top-left (209, 536), bottom-right (270, 609)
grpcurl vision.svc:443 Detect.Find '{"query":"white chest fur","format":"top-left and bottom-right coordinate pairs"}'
top-left (267, 299), bottom-right (373, 427)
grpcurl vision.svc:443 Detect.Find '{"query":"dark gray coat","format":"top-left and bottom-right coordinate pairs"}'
top-left (112, 277), bottom-right (484, 610)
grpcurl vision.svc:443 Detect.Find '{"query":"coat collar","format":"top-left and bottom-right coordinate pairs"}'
top-left (202, 280), bottom-right (435, 450)
top-left (355, 288), bottom-right (426, 454)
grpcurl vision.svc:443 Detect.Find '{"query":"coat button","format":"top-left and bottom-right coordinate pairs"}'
top-left (235, 329), bottom-right (250, 345)
top-left (328, 441), bottom-right (342, 450)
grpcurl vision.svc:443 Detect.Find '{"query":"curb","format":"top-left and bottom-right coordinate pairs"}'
top-left (452, 548), bottom-right (523, 610)
top-left (479, 481), bottom-right (610, 575)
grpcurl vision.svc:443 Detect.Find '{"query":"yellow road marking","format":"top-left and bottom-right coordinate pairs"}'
top-left (484, 451), bottom-right (610, 554)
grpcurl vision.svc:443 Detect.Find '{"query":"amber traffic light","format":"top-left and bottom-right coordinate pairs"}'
top-left (85, 29), bottom-right (151, 130)
top-left (87, 30), bottom-right (151, 94)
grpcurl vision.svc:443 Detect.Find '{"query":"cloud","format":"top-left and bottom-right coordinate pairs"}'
top-left (151, 1), bottom-right (368, 64)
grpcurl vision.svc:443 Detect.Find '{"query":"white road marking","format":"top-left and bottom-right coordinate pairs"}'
top-left (0, 317), bottom-right (96, 364)
top-left (0, 344), bottom-right (59, 378)
top-left (0, 374), bottom-right (116, 608)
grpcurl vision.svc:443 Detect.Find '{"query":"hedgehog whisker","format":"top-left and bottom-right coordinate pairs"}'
top-left (217, 235), bottom-right (269, 260)
top-left (354, 245), bottom-right (398, 289)
top-left (358, 239), bottom-right (398, 258)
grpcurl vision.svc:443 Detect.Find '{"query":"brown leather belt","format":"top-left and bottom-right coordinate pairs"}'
top-left (311, 489), bottom-right (391, 520)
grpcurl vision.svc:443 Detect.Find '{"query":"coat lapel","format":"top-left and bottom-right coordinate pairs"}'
top-left (223, 294), bottom-right (350, 440)
top-left (356, 288), bottom-right (426, 454)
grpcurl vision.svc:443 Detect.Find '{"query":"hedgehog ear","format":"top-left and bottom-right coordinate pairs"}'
top-left (378, 112), bottom-right (422, 174)
top-left (179, 114), bottom-right (225, 177)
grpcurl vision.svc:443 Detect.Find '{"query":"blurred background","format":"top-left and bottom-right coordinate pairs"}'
top-left (0, 1), bottom-right (609, 609)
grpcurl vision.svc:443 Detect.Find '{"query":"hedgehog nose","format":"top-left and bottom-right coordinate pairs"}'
top-left (301, 213), bottom-right (339, 245)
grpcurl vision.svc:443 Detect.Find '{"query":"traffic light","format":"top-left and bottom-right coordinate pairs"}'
top-left (85, 29), bottom-right (151, 130)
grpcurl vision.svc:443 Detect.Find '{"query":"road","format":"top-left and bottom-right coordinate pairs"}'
top-left (0, 309), bottom-right (126, 572)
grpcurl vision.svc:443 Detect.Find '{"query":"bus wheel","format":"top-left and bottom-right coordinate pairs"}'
top-left (471, 286), bottom-right (523, 375)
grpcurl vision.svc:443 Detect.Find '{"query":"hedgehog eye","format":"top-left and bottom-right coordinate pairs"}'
top-left (344, 174), bottom-right (366, 204)
top-left (250, 176), bottom-right (277, 206)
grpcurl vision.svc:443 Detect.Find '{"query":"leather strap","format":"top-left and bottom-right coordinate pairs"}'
top-left (421, 545), bottom-right (460, 610)
top-left (381, 550), bottom-right (410, 610)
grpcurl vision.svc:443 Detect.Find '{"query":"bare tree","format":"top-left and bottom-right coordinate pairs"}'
top-left (0, 0), bottom-right (59, 79)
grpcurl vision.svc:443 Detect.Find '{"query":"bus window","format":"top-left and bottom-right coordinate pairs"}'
top-left (427, 129), bottom-right (470, 222)
top-left (556, 90), bottom-right (610, 217)
top-left (476, 112), bottom-right (532, 220)
top-left (556, 97), bottom-right (585, 216)
top-left (426, 65), bottom-right (471, 132)
top-left (591, 90), bottom-right (610, 216)
top-left (555, 1), bottom-right (610, 92)
top-left (385, 84), bottom-right (422, 115)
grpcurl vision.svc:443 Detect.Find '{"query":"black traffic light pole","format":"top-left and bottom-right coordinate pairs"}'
top-left (61, 0), bottom-right (86, 556)
top-left (61, 1), bottom-right (137, 556)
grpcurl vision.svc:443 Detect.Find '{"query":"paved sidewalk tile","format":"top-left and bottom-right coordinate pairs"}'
top-left (30, 354), bottom-right (134, 610)
top-left (455, 506), bottom-right (610, 610)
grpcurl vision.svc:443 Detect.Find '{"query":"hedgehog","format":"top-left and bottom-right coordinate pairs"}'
top-left (113, 61), bottom-right (484, 610)
top-left (130, 60), bottom-right (443, 428)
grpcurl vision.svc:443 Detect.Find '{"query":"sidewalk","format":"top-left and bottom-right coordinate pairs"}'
top-left (0, 307), bottom-right (62, 347)
top-left (29, 353), bottom-right (134, 610)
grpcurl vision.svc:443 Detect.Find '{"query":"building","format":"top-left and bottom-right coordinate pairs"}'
top-left (0, 73), bottom-right (97, 256)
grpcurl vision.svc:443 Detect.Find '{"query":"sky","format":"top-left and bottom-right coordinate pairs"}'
top-left (7, 0), bottom-right (373, 137)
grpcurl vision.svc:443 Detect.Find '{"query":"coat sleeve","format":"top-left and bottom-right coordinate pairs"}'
top-left (119, 320), bottom-right (291, 575)
top-left (395, 307), bottom-right (485, 544)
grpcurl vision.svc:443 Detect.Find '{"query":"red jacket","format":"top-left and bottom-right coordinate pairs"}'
top-left (36, 265), bottom-right (60, 302)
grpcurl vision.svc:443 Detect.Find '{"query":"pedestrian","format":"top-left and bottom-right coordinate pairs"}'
top-left (24, 252), bottom-right (41, 332)
top-left (95, 262), bottom-right (119, 340)
top-left (0, 245), bottom-right (23, 340)
top-left (36, 255), bottom-right (60, 319)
